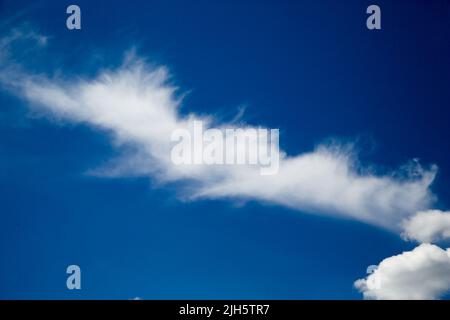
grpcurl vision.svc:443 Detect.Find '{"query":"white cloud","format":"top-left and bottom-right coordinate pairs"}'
top-left (355, 243), bottom-right (450, 300)
top-left (0, 31), bottom-right (438, 231)
top-left (402, 210), bottom-right (450, 243)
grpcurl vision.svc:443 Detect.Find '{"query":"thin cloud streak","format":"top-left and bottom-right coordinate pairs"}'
top-left (0, 30), bottom-right (438, 231)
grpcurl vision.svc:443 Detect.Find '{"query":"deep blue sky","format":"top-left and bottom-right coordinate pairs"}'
top-left (0, 0), bottom-right (450, 299)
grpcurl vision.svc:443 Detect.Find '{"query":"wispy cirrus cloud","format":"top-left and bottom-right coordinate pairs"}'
top-left (0, 28), bottom-right (438, 231)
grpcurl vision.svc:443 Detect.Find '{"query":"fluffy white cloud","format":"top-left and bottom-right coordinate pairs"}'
top-left (0, 31), bottom-right (438, 230)
top-left (402, 210), bottom-right (450, 243)
top-left (355, 244), bottom-right (450, 300)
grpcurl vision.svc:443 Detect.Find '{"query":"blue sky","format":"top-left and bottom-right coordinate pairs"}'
top-left (1, 0), bottom-right (450, 299)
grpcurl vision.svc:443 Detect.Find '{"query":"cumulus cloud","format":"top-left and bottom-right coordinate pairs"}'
top-left (355, 244), bottom-right (450, 300)
top-left (0, 29), bottom-right (438, 230)
top-left (402, 210), bottom-right (450, 243)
